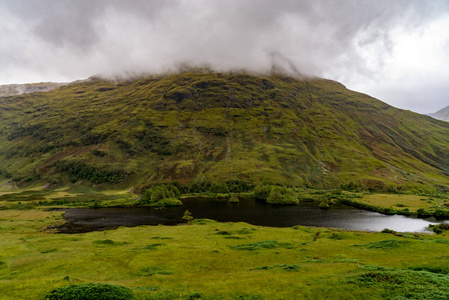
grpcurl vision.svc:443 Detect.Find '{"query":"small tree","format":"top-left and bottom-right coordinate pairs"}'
top-left (254, 184), bottom-right (272, 200)
top-left (229, 193), bottom-right (239, 203)
top-left (210, 182), bottom-right (230, 194)
top-left (266, 186), bottom-right (283, 204)
top-left (182, 210), bottom-right (193, 224)
top-left (140, 184), bottom-right (182, 207)
top-left (266, 186), bottom-right (298, 205)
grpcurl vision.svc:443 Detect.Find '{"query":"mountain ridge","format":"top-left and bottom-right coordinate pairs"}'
top-left (430, 105), bottom-right (449, 122)
top-left (1, 70), bottom-right (449, 192)
top-left (0, 82), bottom-right (67, 97)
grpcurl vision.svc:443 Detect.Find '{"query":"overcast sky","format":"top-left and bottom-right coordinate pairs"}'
top-left (1, 0), bottom-right (448, 113)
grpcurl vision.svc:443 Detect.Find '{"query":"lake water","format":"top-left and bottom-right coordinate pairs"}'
top-left (59, 196), bottom-right (443, 233)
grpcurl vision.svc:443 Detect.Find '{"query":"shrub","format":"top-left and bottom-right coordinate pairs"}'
top-left (93, 240), bottom-right (128, 246)
top-left (251, 264), bottom-right (301, 271)
top-left (43, 283), bottom-right (134, 300)
top-left (143, 243), bottom-right (165, 250)
top-left (431, 225), bottom-right (443, 234)
top-left (230, 240), bottom-right (291, 250)
top-left (417, 208), bottom-right (433, 217)
top-left (229, 193), bottom-right (239, 203)
top-left (215, 193), bottom-right (229, 199)
top-left (55, 161), bottom-right (125, 184)
top-left (355, 239), bottom-right (408, 250)
top-left (379, 207), bottom-right (397, 215)
top-left (440, 223), bottom-right (449, 230)
top-left (266, 186), bottom-right (298, 205)
top-left (149, 198), bottom-right (182, 207)
top-left (232, 293), bottom-right (263, 300)
top-left (319, 200), bottom-right (331, 209)
top-left (430, 223), bottom-right (449, 234)
top-left (408, 266), bottom-right (449, 274)
top-left (226, 180), bottom-right (253, 193)
top-left (92, 149), bottom-right (106, 157)
top-left (209, 182), bottom-right (230, 194)
top-left (139, 266), bottom-right (172, 276)
top-left (340, 181), bottom-right (363, 192)
top-left (187, 181), bottom-right (211, 194)
top-left (254, 184), bottom-right (271, 200)
top-left (350, 266), bottom-right (449, 299)
top-left (182, 210), bottom-right (193, 224)
top-left (140, 184), bottom-right (182, 207)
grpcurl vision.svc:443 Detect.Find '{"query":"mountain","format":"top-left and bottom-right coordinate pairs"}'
top-left (0, 82), bottom-right (67, 97)
top-left (1, 70), bottom-right (449, 192)
top-left (430, 105), bottom-right (449, 122)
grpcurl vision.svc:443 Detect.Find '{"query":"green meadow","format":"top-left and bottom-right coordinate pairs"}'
top-left (2, 207), bottom-right (449, 299)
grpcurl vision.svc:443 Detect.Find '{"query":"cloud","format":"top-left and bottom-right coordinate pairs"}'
top-left (1, 0), bottom-right (449, 112)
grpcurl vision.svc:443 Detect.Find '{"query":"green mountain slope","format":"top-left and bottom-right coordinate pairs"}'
top-left (431, 105), bottom-right (449, 122)
top-left (1, 70), bottom-right (449, 192)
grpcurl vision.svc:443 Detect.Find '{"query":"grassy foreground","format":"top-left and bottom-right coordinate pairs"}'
top-left (1, 210), bottom-right (449, 299)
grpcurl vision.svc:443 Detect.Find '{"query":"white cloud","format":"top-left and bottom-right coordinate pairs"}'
top-left (346, 14), bottom-right (449, 113)
top-left (1, 0), bottom-right (449, 113)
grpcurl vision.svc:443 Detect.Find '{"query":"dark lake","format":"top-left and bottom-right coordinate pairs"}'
top-left (59, 196), bottom-right (443, 233)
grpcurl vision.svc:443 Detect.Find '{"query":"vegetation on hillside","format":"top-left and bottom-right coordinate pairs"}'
top-left (1, 69), bottom-right (449, 193)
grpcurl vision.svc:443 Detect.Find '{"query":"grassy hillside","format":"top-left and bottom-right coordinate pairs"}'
top-left (1, 70), bottom-right (449, 192)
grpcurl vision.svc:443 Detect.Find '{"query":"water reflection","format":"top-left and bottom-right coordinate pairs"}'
top-left (61, 196), bottom-right (443, 233)
top-left (180, 197), bottom-right (439, 232)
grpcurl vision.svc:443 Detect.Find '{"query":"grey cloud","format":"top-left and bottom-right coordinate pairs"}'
top-left (1, 0), bottom-right (449, 112)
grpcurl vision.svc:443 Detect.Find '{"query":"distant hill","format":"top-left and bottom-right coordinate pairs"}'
top-left (430, 105), bottom-right (449, 122)
top-left (1, 70), bottom-right (449, 192)
top-left (0, 82), bottom-right (67, 97)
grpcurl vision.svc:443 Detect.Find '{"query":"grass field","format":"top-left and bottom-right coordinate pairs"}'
top-left (360, 194), bottom-right (434, 210)
top-left (339, 193), bottom-right (449, 217)
top-left (0, 188), bottom-right (138, 210)
top-left (2, 209), bottom-right (449, 299)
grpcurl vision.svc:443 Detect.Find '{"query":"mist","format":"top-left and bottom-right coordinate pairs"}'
top-left (1, 0), bottom-right (449, 113)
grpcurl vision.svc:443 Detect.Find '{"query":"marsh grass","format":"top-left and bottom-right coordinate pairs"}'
top-left (1, 209), bottom-right (449, 299)
top-left (250, 264), bottom-right (301, 271)
top-left (349, 265), bottom-right (449, 299)
top-left (138, 266), bottom-right (173, 276)
top-left (0, 188), bottom-right (137, 210)
top-left (142, 243), bottom-right (165, 250)
top-left (216, 228), bottom-right (255, 238)
top-left (354, 239), bottom-right (409, 250)
top-left (44, 282), bottom-right (134, 300)
top-left (151, 236), bottom-right (174, 240)
top-left (355, 194), bottom-right (437, 213)
top-left (229, 240), bottom-right (292, 250)
top-left (93, 239), bottom-right (130, 246)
